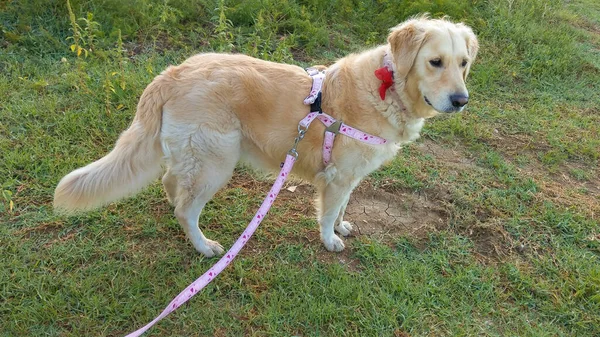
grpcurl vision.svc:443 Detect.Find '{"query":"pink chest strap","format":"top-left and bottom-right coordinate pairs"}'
top-left (303, 68), bottom-right (387, 165)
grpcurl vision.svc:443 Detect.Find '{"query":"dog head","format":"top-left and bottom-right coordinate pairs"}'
top-left (388, 16), bottom-right (479, 115)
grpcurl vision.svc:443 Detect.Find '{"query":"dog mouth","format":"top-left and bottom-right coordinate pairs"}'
top-left (424, 96), bottom-right (432, 106)
top-left (424, 95), bottom-right (463, 113)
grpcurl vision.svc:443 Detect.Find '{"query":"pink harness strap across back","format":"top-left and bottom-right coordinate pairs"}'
top-left (124, 66), bottom-right (388, 337)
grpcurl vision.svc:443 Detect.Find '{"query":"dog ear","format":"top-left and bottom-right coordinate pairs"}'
top-left (459, 24), bottom-right (479, 80)
top-left (387, 19), bottom-right (428, 82)
top-left (467, 34), bottom-right (479, 61)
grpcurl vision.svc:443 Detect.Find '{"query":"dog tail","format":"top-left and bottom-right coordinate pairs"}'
top-left (54, 74), bottom-right (171, 213)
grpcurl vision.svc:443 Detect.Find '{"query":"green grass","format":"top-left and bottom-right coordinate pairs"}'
top-left (2, 0), bottom-right (600, 336)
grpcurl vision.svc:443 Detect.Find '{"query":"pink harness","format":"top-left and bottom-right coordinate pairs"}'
top-left (124, 67), bottom-right (388, 337)
top-left (302, 68), bottom-right (387, 164)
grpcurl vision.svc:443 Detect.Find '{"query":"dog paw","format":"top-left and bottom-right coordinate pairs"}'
top-left (335, 221), bottom-right (353, 237)
top-left (198, 239), bottom-right (225, 257)
top-left (322, 234), bottom-right (345, 252)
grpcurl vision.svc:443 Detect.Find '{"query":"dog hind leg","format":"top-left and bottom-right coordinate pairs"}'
top-left (169, 128), bottom-right (241, 257)
top-left (162, 169), bottom-right (177, 205)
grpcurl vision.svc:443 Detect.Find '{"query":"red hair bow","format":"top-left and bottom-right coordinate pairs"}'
top-left (374, 67), bottom-right (394, 100)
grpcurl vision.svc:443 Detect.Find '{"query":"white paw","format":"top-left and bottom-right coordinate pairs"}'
top-left (322, 234), bottom-right (345, 252)
top-left (197, 239), bottom-right (224, 257)
top-left (335, 221), bottom-right (353, 237)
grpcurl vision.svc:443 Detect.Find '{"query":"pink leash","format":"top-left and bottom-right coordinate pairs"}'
top-left (126, 154), bottom-right (297, 337)
top-left (125, 68), bottom-right (387, 336)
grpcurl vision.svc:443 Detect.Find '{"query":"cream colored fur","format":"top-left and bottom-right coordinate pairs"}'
top-left (54, 17), bottom-right (478, 257)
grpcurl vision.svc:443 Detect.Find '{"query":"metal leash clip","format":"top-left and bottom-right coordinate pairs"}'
top-left (287, 124), bottom-right (308, 159)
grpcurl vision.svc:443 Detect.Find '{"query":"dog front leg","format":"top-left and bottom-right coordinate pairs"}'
top-left (334, 193), bottom-right (353, 237)
top-left (317, 181), bottom-right (356, 252)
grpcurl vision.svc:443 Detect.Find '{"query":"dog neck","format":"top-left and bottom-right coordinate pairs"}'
top-left (320, 47), bottom-right (429, 144)
top-left (373, 48), bottom-right (434, 144)
top-left (381, 47), bottom-right (438, 120)
top-left (377, 52), bottom-right (407, 112)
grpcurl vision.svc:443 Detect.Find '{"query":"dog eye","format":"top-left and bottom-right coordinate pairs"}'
top-left (461, 59), bottom-right (468, 67)
top-left (429, 59), bottom-right (442, 67)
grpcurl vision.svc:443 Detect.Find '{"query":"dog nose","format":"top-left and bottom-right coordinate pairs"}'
top-left (450, 94), bottom-right (469, 108)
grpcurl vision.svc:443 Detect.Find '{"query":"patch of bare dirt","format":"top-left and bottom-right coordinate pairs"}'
top-left (485, 127), bottom-right (600, 207)
top-left (344, 184), bottom-right (448, 242)
top-left (422, 131), bottom-right (599, 221)
top-left (570, 16), bottom-right (600, 36)
top-left (416, 139), bottom-right (478, 171)
top-left (511, 157), bottom-right (600, 218)
top-left (488, 131), bottom-right (552, 158)
top-left (15, 220), bottom-right (83, 248)
top-left (466, 220), bottom-right (514, 262)
top-left (394, 329), bottom-right (413, 337)
top-left (554, 162), bottom-right (600, 196)
top-left (15, 221), bottom-right (62, 236)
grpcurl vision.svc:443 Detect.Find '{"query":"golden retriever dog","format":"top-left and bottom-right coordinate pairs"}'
top-left (54, 17), bottom-right (478, 257)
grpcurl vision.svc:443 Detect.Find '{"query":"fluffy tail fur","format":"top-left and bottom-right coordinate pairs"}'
top-left (54, 74), bottom-right (170, 213)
